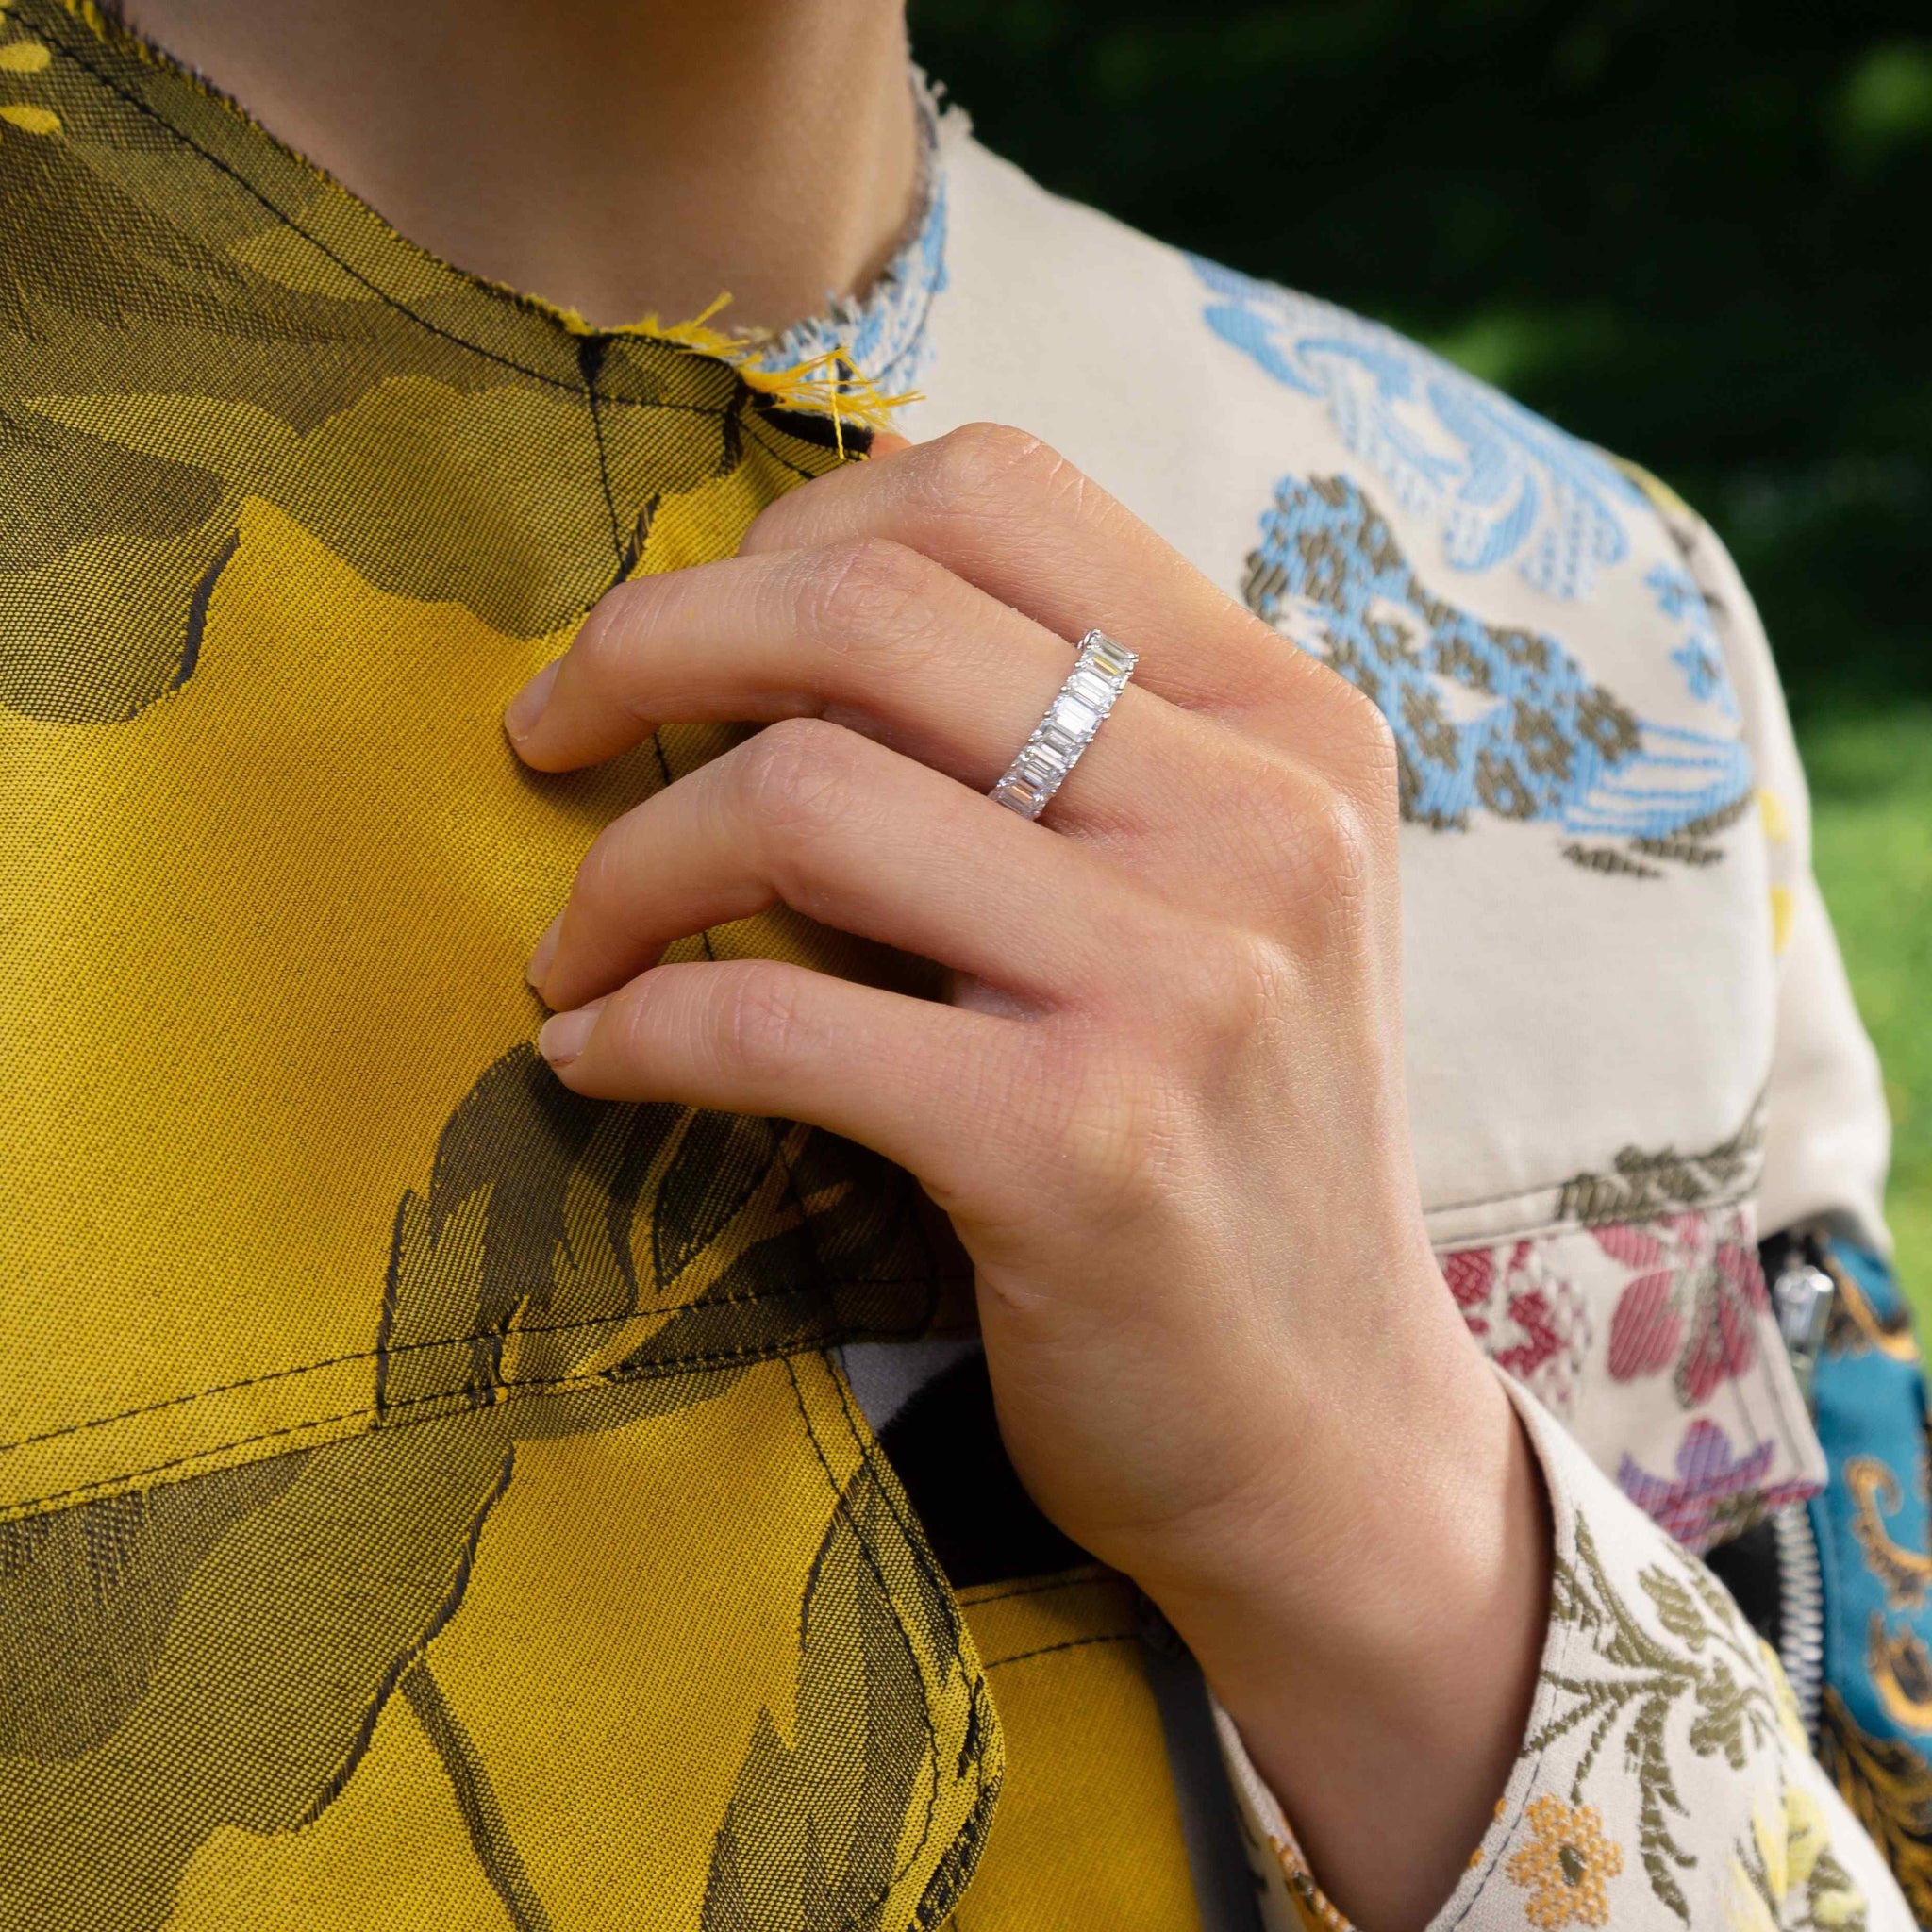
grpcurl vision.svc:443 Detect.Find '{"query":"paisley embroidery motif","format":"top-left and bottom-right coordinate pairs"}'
top-left (1241, 474), bottom-right (1754, 860)
top-left (1870, 1618), bottom-right (1932, 1733)
top-left (1192, 254), bottom-right (1647, 600)
top-left (1846, 1460), bottom-right (1932, 1616)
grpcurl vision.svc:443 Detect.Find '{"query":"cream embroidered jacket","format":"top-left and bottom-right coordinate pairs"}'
top-left (817, 102), bottom-right (1910, 1930)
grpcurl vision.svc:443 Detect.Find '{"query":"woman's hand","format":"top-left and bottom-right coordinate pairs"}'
top-left (505, 423), bottom-right (1547, 1930)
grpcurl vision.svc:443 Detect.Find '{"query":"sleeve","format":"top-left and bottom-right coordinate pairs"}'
top-left (1648, 474), bottom-right (1891, 1257)
top-left (1648, 483), bottom-right (1932, 1923)
top-left (1208, 483), bottom-right (1923, 1929)
top-left (1212, 1371), bottom-right (1916, 1932)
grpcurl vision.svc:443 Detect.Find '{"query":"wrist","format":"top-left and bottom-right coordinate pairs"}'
top-left (1142, 1337), bottom-right (1551, 1930)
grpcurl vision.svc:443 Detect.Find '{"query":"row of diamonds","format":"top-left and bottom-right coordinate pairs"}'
top-left (992, 630), bottom-right (1138, 819)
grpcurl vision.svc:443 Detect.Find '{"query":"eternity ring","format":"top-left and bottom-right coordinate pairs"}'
top-left (989, 628), bottom-right (1139, 821)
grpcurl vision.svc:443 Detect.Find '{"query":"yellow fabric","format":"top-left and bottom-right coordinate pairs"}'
top-left (945, 1573), bottom-right (1207, 1932)
top-left (0, 3), bottom-right (1210, 1926)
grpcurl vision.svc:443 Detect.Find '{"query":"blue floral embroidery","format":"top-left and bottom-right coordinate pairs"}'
top-left (1651, 561), bottom-right (1740, 718)
top-left (1243, 475), bottom-right (1754, 850)
top-left (1191, 255), bottom-right (1649, 602)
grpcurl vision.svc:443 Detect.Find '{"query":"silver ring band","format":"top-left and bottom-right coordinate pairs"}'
top-left (990, 628), bottom-right (1138, 822)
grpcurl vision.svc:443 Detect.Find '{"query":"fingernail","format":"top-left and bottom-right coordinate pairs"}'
top-left (538, 999), bottom-right (604, 1067)
top-left (525, 912), bottom-right (561, 990)
top-left (504, 658), bottom-right (559, 742)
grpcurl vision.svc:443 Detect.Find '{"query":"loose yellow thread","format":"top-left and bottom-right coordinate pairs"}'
top-left (637, 292), bottom-right (920, 458)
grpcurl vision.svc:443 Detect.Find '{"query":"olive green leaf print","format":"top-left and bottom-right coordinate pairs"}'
top-left (0, 1419), bottom-right (518, 1931)
top-left (704, 1410), bottom-right (1001, 1932)
top-left (0, 0), bottom-right (844, 723)
top-left (1533, 1516), bottom-right (1782, 1921)
top-left (401, 1658), bottom-right (557, 1932)
top-left (0, 1043), bottom-right (974, 1931)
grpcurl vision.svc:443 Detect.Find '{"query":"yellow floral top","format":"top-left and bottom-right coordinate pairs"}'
top-left (0, 1), bottom-right (1915, 1929)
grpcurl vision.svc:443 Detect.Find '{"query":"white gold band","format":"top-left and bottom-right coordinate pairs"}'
top-left (989, 628), bottom-right (1138, 822)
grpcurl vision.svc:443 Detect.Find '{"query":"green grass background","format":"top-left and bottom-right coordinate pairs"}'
top-left (910, 0), bottom-right (1932, 1312)
top-left (1807, 710), bottom-right (1932, 1297)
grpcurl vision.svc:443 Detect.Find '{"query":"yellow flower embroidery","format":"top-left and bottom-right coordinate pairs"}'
top-left (0, 36), bottom-right (48, 70)
top-left (1728, 1786), bottom-right (1870, 1930)
top-left (1505, 1795), bottom-right (1624, 1928)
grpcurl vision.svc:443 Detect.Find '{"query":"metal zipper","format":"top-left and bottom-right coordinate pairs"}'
top-left (1774, 1500), bottom-right (1827, 1744)
top-left (1770, 1240), bottom-right (1836, 1410)
top-left (1762, 1227), bottom-right (1835, 1742)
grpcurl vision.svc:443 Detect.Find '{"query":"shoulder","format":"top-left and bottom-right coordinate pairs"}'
top-left (915, 131), bottom-right (1755, 826)
top-left (916, 130), bottom-right (1710, 647)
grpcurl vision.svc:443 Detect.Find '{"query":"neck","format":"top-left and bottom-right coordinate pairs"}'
top-left (118, 0), bottom-right (922, 334)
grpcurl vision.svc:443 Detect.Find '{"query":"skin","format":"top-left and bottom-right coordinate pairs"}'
top-left (121, 0), bottom-right (921, 332)
top-left (124, 4), bottom-right (1550, 1923)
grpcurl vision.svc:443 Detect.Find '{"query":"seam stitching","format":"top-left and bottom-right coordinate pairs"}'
top-left (982, 1632), bottom-right (1135, 1672)
top-left (34, 11), bottom-right (736, 419)
top-left (2, 1317), bottom-right (969, 1517)
top-left (0, 1272), bottom-right (972, 1456)
top-left (957, 1571), bottom-right (1113, 1608)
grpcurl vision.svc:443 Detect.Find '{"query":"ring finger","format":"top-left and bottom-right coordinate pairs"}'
top-left (506, 538), bottom-right (1233, 839)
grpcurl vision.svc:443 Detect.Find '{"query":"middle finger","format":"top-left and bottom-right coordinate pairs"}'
top-left (529, 715), bottom-right (1146, 1014)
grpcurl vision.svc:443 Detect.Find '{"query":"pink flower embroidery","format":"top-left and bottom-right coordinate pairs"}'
top-left (1443, 1239), bottom-right (1588, 1416)
top-left (1597, 1209), bottom-right (1767, 1407)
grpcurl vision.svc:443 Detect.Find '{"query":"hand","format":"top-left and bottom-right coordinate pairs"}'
top-left (505, 423), bottom-right (1547, 1929)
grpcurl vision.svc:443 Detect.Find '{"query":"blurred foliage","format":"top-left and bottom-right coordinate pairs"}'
top-left (1809, 713), bottom-right (1932, 1289)
top-left (910, 0), bottom-right (1931, 1282)
top-left (908, 0), bottom-right (1932, 724)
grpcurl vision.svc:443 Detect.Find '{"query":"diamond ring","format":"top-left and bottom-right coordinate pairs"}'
top-left (989, 629), bottom-right (1138, 822)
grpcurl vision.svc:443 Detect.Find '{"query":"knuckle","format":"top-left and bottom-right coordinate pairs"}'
top-left (923, 421), bottom-right (1071, 513)
top-left (735, 716), bottom-right (858, 836)
top-left (571, 821), bottom-right (634, 922)
top-left (564, 591), bottom-right (638, 691)
top-left (710, 962), bottom-right (810, 1080)
top-left (1198, 931), bottom-right (1297, 1044)
top-left (581, 569), bottom-right (685, 662)
top-left (1053, 1052), bottom-right (1190, 1217)
top-left (1292, 790), bottom-right (1380, 929)
top-left (795, 535), bottom-right (937, 643)
top-left (739, 483), bottom-right (813, 556)
top-left (1235, 752), bottom-right (1387, 933)
top-left (1323, 679), bottom-right (1403, 805)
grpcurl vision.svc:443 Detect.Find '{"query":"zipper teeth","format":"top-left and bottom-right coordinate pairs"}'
top-left (1774, 1502), bottom-right (1827, 1743)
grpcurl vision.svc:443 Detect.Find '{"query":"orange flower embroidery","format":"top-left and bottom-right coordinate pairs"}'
top-left (1505, 1795), bottom-right (1624, 1928)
